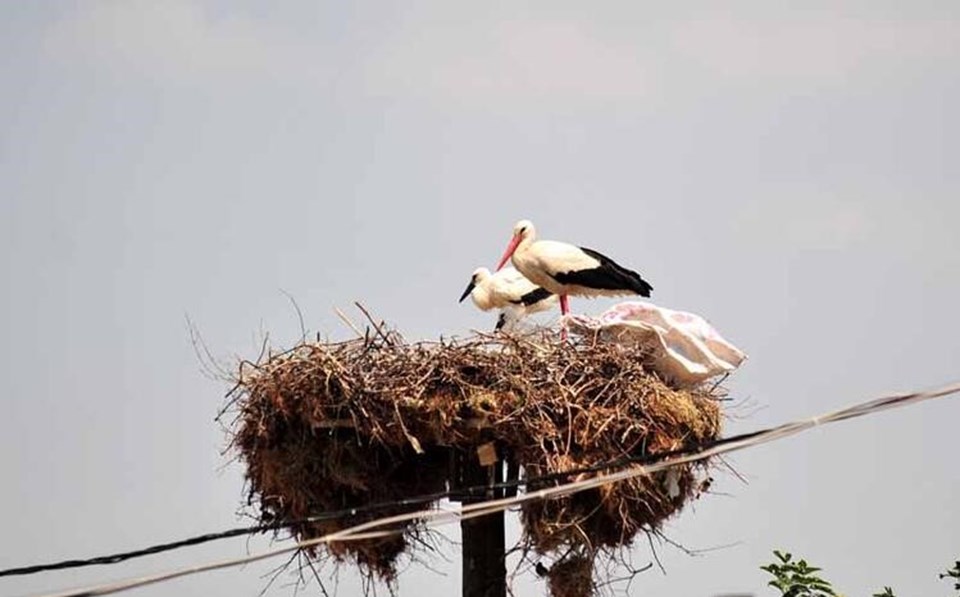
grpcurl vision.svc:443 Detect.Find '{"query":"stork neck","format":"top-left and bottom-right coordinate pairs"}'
top-left (515, 230), bottom-right (534, 256)
top-left (471, 285), bottom-right (492, 310)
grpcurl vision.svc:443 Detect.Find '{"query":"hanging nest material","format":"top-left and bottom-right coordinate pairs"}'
top-left (226, 324), bottom-right (722, 595)
top-left (547, 552), bottom-right (595, 597)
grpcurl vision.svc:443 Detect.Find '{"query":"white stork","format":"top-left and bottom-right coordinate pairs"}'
top-left (495, 219), bottom-right (653, 316)
top-left (459, 266), bottom-right (557, 331)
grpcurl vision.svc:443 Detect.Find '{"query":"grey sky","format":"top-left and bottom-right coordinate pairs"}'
top-left (1, 2), bottom-right (958, 596)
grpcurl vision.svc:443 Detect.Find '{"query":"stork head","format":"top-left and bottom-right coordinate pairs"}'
top-left (496, 219), bottom-right (535, 271)
top-left (459, 267), bottom-right (491, 303)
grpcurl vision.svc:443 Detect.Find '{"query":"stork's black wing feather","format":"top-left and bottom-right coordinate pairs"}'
top-left (512, 286), bottom-right (553, 306)
top-left (551, 247), bottom-right (653, 297)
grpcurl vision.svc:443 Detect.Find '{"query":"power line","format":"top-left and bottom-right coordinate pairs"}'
top-left (0, 526), bottom-right (261, 578)
top-left (38, 381), bottom-right (958, 597)
top-left (7, 382), bottom-right (959, 596)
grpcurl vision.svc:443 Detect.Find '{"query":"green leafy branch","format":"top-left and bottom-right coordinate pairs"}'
top-left (763, 551), bottom-right (960, 597)
top-left (761, 550), bottom-right (838, 597)
top-left (940, 561), bottom-right (960, 594)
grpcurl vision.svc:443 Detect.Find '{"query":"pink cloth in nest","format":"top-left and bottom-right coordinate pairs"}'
top-left (564, 301), bottom-right (746, 388)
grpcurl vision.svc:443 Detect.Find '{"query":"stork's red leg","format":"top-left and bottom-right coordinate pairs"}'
top-left (559, 295), bottom-right (569, 341)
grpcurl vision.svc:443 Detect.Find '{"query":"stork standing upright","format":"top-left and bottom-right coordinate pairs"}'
top-left (459, 266), bottom-right (557, 331)
top-left (495, 219), bottom-right (653, 316)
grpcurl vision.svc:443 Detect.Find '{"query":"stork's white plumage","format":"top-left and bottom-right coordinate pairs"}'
top-left (459, 266), bottom-right (557, 331)
top-left (495, 219), bottom-right (653, 316)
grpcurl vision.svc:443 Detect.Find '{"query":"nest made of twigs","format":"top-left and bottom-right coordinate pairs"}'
top-left (225, 327), bottom-right (722, 595)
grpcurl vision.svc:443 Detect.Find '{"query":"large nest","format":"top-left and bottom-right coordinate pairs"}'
top-left (226, 326), bottom-right (722, 595)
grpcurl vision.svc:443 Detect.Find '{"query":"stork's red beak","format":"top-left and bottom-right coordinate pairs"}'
top-left (496, 235), bottom-right (521, 271)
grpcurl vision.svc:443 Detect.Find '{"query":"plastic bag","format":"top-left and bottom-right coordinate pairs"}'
top-left (564, 301), bottom-right (746, 387)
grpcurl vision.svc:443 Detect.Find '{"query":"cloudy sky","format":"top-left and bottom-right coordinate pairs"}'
top-left (1, 2), bottom-right (958, 596)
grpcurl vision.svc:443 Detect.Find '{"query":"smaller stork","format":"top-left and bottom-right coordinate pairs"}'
top-left (459, 266), bottom-right (557, 331)
top-left (496, 219), bottom-right (653, 316)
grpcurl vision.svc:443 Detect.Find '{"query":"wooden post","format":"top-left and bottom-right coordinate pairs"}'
top-left (460, 450), bottom-right (507, 597)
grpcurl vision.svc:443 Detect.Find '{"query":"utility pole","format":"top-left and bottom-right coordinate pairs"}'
top-left (458, 448), bottom-right (507, 597)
